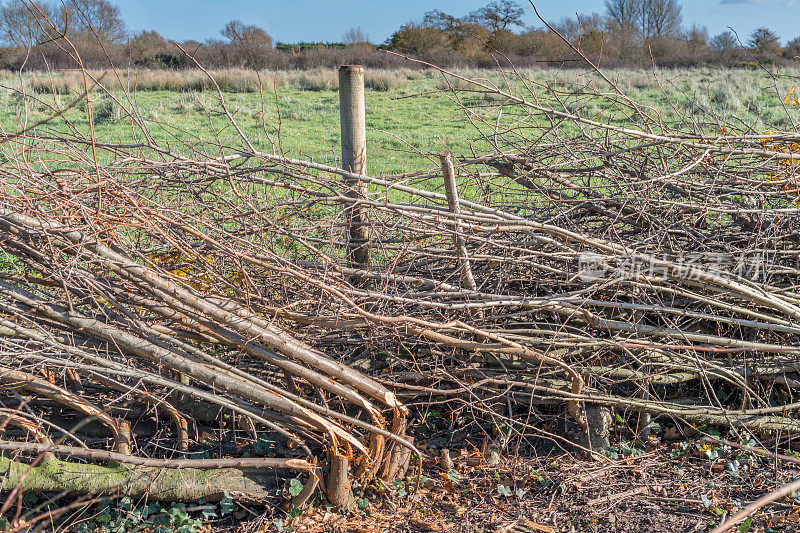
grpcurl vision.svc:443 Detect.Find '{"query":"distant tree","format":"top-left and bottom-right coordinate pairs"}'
top-left (0, 0), bottom-right (51, 46)
top-left (421, 9), bottom-right (459, 31)
top-left (56, 0), bottom-right (127, 43)
top-left (577, 13), bottom-right (606, 34)
top-left (578, 22), bottom-right (608, 55)
top-left (447, 20), bottom-right (491, 59)
top-left (418, 6), bottom-right (495, 58)
top-left (126, 30), bottom-right (183, 68)
top-left (391, 2), bottom-right (525, 60)
top-left (710, 30), bottom-right (737, 53)
top-left (555, 13), bottom-right (606, 54)
top-left (343, 26), bottom-right (369, 45)
top-left (386, 22), bottom-right (449, 56)
top-left (605, 0), bottom-right (640, 31)
top-left (640, 0), bottom-right (682, 40)
top-left (684, 25), bottom-right (707, 46)
top-left (555, 16), bottom-right (581, 43)
top-left (605, 0), bottom-right (681, 60)
top-left (605, 0), bottom-right (640, 58)
top-left (783, 36), bottom-right (800, 60)
top-left (467, 0), bottom-right (525, 33)
top-left (219, 20), bottom-right (272, 67)
top-left (683, 24), bottom-right (708, 61)
top-left (514, 26), bottom-right (571, 60)
top-left (221, 20), bottom-right (272, 49)
top-left (128, 30), bottom-right (164, 55)
top-left (748, 27), bottom-right (781, 56)
top-left (179, 39), bottom-right (201, 53)
top-left (488, 27), bottom-right (521, 53)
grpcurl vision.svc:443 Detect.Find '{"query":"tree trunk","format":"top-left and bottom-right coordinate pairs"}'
top-left (0, 455), bottom-right (293, 503)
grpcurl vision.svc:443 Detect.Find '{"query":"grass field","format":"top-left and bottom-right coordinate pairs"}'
top-left (0, 67), bottom-right (798, 175)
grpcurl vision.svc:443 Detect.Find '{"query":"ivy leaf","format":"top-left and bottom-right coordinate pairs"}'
top-left (727, 459), bottom-right (740, 478)
top-left (289, 478), bottom-right (304, 497)
top-left (168, 507), bottom-right (189, 523)
top-left (497, 485), bottom-right (511, 497)
top-left (220, 492), bottom-right (235, 515)
top-left (117, 497), bottom-right (132, 511)
top-left (700, 494), bottom-right (712, 509)
top-left (446, 469), bottom-right (460, 484)
top-left (739, 517), bottom-right (752, 532)
top-left (141, 503), bottom-right (161, 520)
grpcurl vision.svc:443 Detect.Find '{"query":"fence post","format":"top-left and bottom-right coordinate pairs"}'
top-left (339, 65), bottom-right (370, 270)
top-left (439, 149), bottom-right (477, 291)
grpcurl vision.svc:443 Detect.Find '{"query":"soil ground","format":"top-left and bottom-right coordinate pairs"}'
top-left (233, 432), bottom-right (800, 533)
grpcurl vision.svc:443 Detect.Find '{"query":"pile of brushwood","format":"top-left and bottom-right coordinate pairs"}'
top-left (2, 56), bottom-right (800, 531)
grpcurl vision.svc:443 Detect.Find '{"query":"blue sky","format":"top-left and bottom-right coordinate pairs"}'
top-left (116, 0), bottom-right (800, 45)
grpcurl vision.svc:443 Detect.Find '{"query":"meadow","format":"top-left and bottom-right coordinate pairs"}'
top-left (0, 66), bottom-right (798, 176)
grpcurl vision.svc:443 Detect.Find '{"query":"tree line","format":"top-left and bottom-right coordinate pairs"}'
top-left (0, 0), bottom-right (797, 71)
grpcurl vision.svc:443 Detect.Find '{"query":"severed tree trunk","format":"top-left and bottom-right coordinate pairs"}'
top-left (0, 455), bottom-right (291, 503)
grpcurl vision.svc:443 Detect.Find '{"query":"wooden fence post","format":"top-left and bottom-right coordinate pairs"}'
top-left (439, 149), bottom-right (477, 291)
top-left (339, 65), bottom-right (370, 270)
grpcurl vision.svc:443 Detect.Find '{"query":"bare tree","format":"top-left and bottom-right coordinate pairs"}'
top-left (343, 26), bottom-right (369, 45)
top-left (606, 0), bottom-right (681, 58)
top-left (221, 20), bottom-right (271, 47)
top-left (556, 13), bottom-right (606, 53)
top-left (605, 0), bottom-right (640, 31)
top-left (683, 24), bottom-right (708, 61)
top-left (555, 15), bottom-right (581, 43)
top-left (421, 9), bottom-right (459, 31)
top-left (220, 20), bottom-right (272, 50)
top-left (641, 0), bottom-right (681, 39)
top-left (467, 0), bottom-right (525, 33)
top-left (605, 0), bottom-right (640, 58)
top-left (0, 0), bottom-right (51, 46)
top-left (710, 30), bottom-right (737, 54)
top-left (785, 36), bottom-right (800, 60)
top-left (57, 0), bottom-right (127, 43)
top-left (220, 20), bottom-right (272, 67)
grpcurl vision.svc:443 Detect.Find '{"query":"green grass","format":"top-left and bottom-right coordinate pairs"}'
top-left (0, 66), bottom-right (798, 177)
top-left (0, 70), bottom-right (481, 176)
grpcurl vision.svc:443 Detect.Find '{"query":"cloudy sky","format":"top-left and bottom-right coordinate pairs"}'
top-left (115, 0), bottom-right (799, 45)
